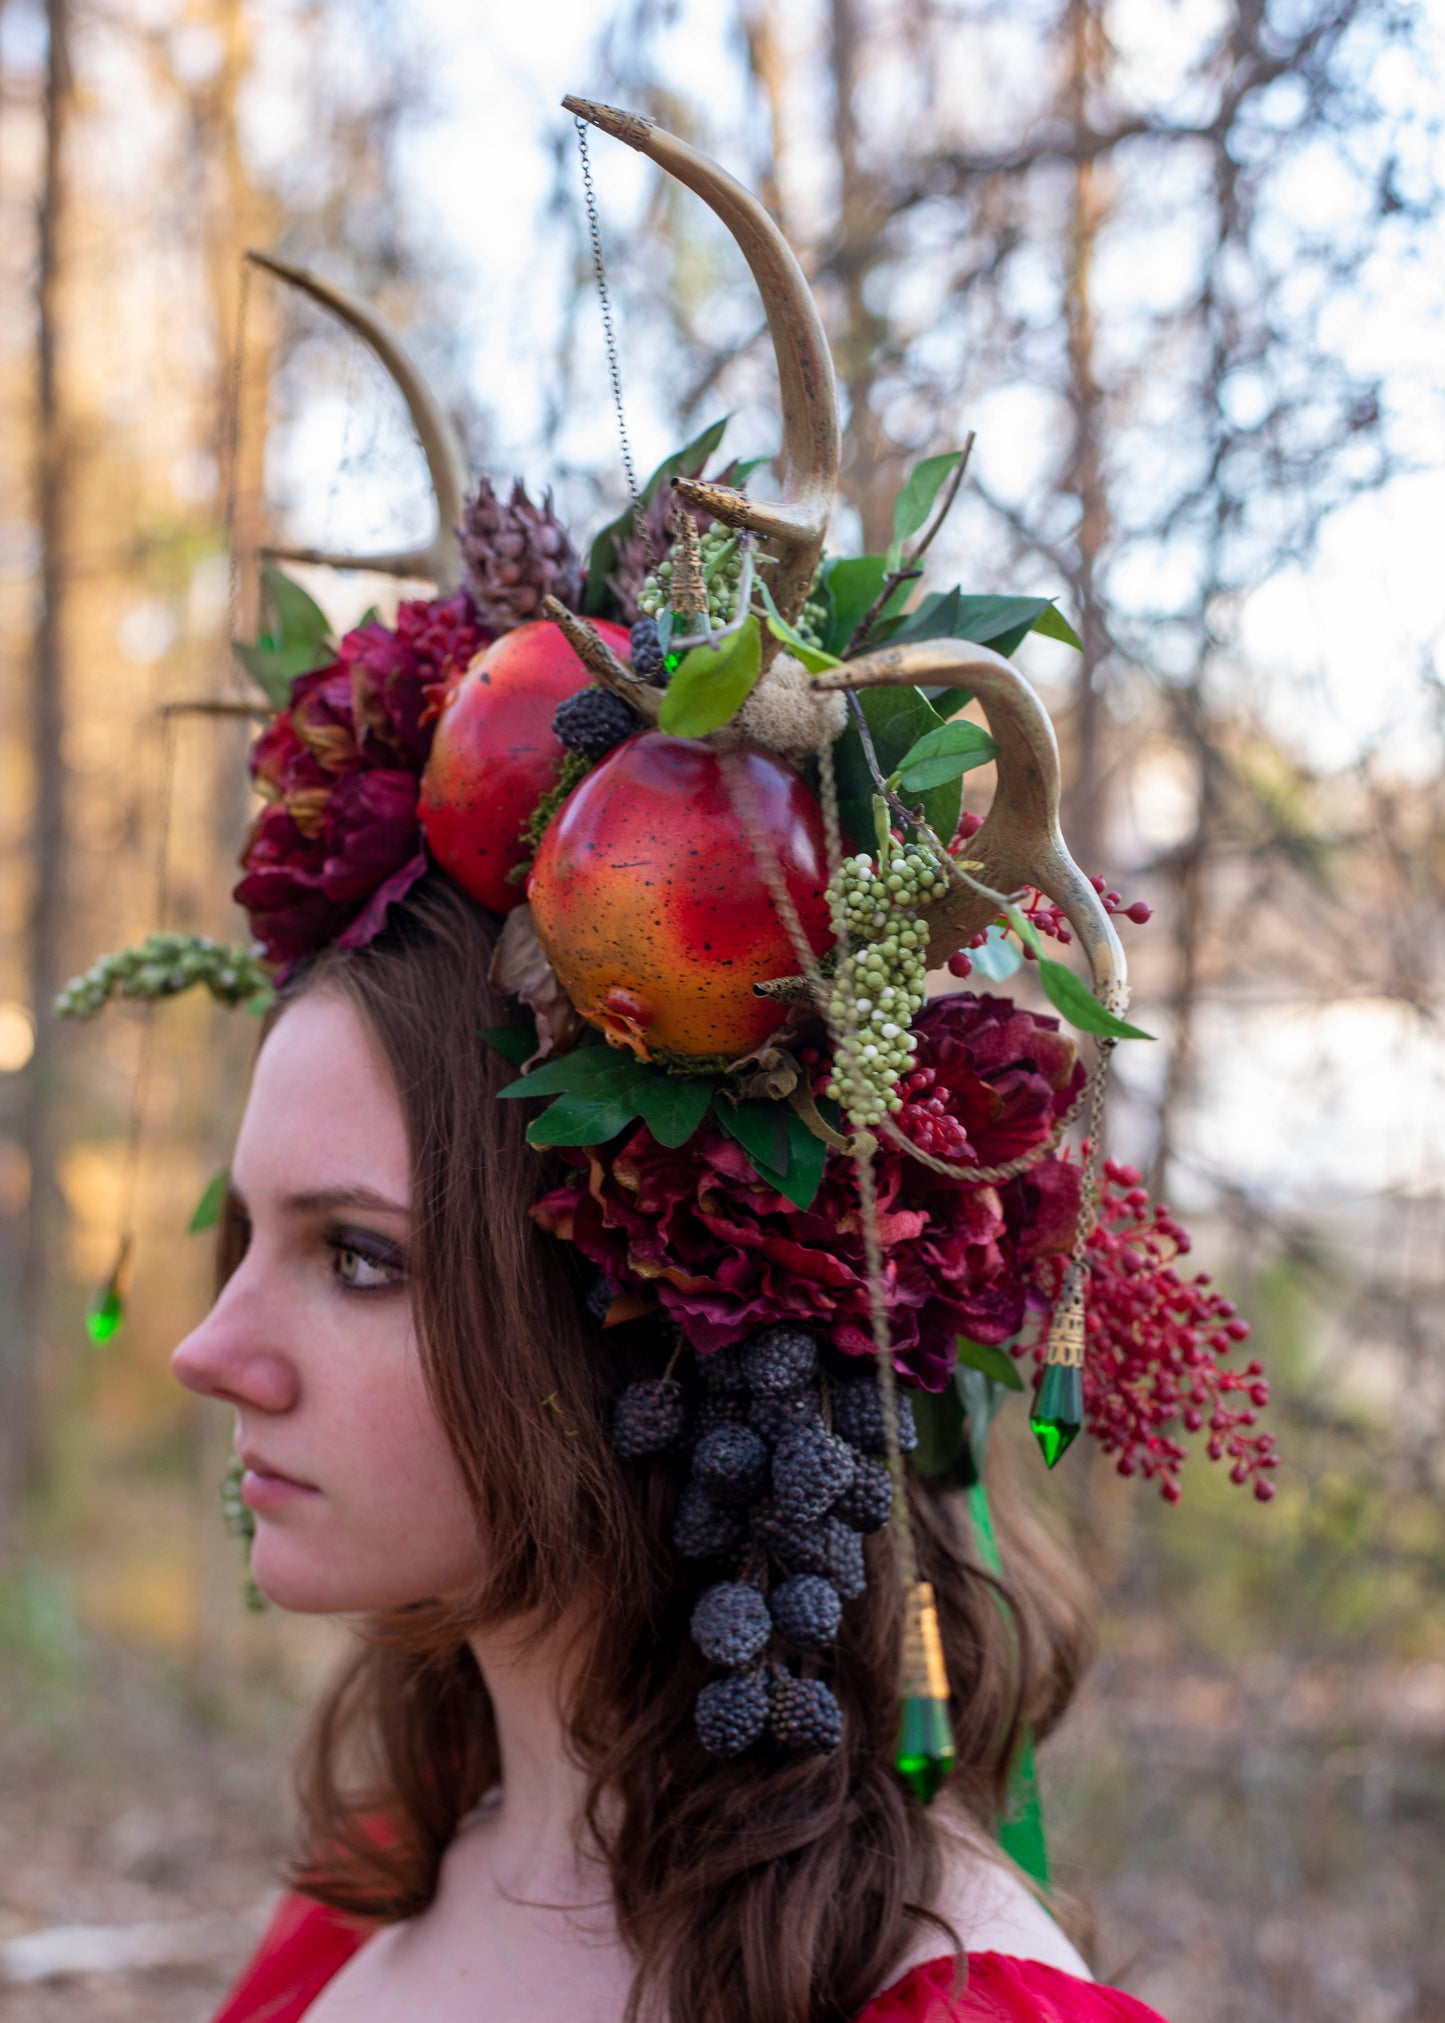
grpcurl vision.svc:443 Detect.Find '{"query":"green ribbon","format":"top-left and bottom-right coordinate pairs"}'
top-left (966, 1479), bottom-right (1052, 1893)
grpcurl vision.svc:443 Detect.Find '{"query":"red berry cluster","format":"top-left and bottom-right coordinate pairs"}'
top-left (1030, 1160), bottom-right (1278, 1502)
top-left (1017, 876), bottom-right (1152, 956)
top-left (892, 1064), bottom-right (970, 1160)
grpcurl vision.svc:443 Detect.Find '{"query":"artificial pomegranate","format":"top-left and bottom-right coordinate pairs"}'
top-left (419, 617), bottom-right (630, 914)
top-left (527, 731), bottom-right (832, 1060)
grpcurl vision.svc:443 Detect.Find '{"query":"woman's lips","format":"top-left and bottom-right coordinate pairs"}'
top-left (239, 1452), bottom-right (320, 1513)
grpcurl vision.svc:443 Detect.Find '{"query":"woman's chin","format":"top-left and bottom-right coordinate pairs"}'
top-left (248, 1530), bottom-right (374, 1615)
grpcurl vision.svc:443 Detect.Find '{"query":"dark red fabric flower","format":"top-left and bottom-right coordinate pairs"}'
top-left (533, 993), bottom-right (1083, 1390)
top-left (235, 592), bottom-right (489, 967)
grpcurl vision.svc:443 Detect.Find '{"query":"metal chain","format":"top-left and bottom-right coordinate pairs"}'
top-left (575, 116), bottom-right (657, 571)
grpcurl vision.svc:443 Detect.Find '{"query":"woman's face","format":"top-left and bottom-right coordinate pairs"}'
top-left (171, 988), bottom-right (483, 1614)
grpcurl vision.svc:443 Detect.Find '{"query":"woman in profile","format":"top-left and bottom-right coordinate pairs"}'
top-left (90, 90), bottom-right (1273, 2023)
top-left (175, 875), bottom-right (1167, 2023)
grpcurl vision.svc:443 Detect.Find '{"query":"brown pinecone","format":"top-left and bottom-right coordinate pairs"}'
top-left (457, 477), bottom-right (584, 632)
top-left (607, 458), bottom-right (740, 625)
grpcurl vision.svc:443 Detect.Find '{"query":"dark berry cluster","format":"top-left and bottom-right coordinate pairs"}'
top-left (552, 685), bottom-right (641, 759)
top-left (628, 617), bottom-right (668, 685)
top-left (606, 1323), bottom-right (915, 1760)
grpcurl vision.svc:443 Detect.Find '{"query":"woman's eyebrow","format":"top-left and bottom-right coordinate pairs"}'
top-left (281, 1185), bottom-right (411, 1218)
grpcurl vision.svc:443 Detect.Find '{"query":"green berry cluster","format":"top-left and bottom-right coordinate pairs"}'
top-left (221, 1453), bottom-right (266, 1612)
top-left (795, 591), bottom-right (828, 651)
top-left (637, 524), bottom-right (744, 627)
top-left (55, 935), bottom-right (272, 1021)
top-left (823, 844), bottom-right (949, 1126)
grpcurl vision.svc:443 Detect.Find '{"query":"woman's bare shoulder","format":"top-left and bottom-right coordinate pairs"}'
top-left (892, 1817), bottom-right (1091, 1987)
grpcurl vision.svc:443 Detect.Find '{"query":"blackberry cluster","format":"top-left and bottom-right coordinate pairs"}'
top-left (768, 1666), bottom-right (843, 1752)
top-left (830, 1371), bottom-right (918, 1457)
top-left (552, 685), bottom-right (639, 760)
top-left (606, 1324), bottom-right (921, 1760)
top-left (694, 1673), bottom-right (767, 1756)
top-left (611, 1379), bottom-right (687, 1461)
top-left (629, 617), bottom-right (667, 685)
top-left (692, 1582), bottom-right (771, 1667)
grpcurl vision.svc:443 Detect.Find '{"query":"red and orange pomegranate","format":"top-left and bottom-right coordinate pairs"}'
top-left (419, 617), bottom-right (630, 914)
top-left (527, 731), bottom-right (833, 1060)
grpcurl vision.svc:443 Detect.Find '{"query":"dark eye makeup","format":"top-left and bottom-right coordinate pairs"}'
top-left (325, 1227), bottom-right (409, 1294)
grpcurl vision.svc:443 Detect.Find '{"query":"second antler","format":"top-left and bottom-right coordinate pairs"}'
top-left (812, 643), bottom-right (1127, 1008)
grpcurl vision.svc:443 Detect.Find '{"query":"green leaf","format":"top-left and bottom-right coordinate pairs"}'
top-left (885, 590), bottom-right (1055, 667)
top-left (658, 616), bottom-right (762, 738)
top-left (910, 1380), bottom-right (967, 1478)
top-left (264, 566), bottom-right (332, 652)
top-left (777, 1108), bottom-right (828, 1211)
top-left (1032, 605), bottom-right (1083, 650)
top-left (757, 583), bottom-right (843, 674)
top-left (887, 450), bottom-right (965, 568)
top-left (479, 1022), bottom-right (538, 1067)
top-left (968, 923), bottom-right (1023, 984)
top-left (959, 1365), bottom-right (1012, 1484)
top-left (731, 452), bottom-right (773, 485)
top-left (1036, 958), bottom-right (1155, 1041)
top-left (954, 1335), bottom-right (1025, 1392)
top-left (894, 718), bottom-right (998, 794)
top-left (831, 685), bottom-right (962, 853)
top-left (820, 556), bottom-right (908, 657)
top-left (525, 1093), bottom-right (641, 1146)
top-left (714, 1098), bottom-right (791, 1179)
top-left (232, 640), bottom-right (298, 707)
top-left (1004, 905), bottom-right (1045, 959)
top-left (582, 416), bottom-right (731, 614)
top-left (188, 1167), bottom-right (229, 1235)
top-left (497, 1045), bottom-right (638, 1099)
top-left (634, 1074), bottom-right (714, 1150)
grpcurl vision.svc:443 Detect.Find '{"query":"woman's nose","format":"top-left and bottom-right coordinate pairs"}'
top-left (172, 1276), bottom-right (301, 1414)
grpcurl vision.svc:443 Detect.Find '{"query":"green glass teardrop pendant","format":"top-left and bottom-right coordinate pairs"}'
top-left (896, 1693), bottom-right (956, 1803)
top-left (85, 1237), bottom-right (133, 1346)
top-left (1030, 1361), bottom-right (1084, 1468)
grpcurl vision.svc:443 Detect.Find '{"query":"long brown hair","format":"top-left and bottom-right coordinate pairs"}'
top-left (228, 873), bottom-right (1092, 2022)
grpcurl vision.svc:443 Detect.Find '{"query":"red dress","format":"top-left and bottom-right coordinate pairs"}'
top-left (212, 1892), bottom-right (1171, 2022)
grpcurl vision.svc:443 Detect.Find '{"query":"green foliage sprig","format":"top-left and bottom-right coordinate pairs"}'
top-left (233, 566), bottom-right (335, 706)
top-left (55, 936), bottom-right (273, 1021)
top-left (492, 1038), bottom-right (834, 1211)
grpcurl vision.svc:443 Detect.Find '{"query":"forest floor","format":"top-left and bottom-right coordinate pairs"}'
top-left (2, 1605), bottom-right (1444, 2023)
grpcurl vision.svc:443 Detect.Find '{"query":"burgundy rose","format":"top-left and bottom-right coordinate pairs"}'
top-left (533, 992), bottom-right (1084, 1390)
top-left (235, 592), bottom-right (490, 968)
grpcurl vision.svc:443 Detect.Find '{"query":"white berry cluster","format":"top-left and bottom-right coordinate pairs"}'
top-left (824, 844), bottom-right (948, 1126)
top-left (637, 524), bottom-right (745, 627)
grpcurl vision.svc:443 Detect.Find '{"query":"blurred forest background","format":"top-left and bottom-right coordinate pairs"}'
top-left (2, 0), bottom-right (1444, 2018)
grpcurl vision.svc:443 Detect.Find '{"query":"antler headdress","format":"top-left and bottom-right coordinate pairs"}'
top-left (59, 99), bottom-right (1271, 1813)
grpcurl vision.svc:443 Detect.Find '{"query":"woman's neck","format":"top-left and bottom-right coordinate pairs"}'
top-left (460, 1610), bottom-right (602, 1903)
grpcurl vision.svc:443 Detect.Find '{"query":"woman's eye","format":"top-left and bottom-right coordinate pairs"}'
top-left (330, 1239), bottom-right (404, 1292)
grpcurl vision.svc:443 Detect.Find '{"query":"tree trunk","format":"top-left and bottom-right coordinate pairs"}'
top-left (3, 0), bottom-right (71, 1556)
top-left (1059, 0), bottom-right (1112, 875)
top-left (827, 0), bottom-right (898, 551)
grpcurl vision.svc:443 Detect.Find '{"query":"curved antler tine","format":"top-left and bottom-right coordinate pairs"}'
top-left (563, 96), bottom-right (839, 647)
top-left (245, 249), bottom-right (469, 591)
top-left (813, 642), bottom-right (1127, 1006)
